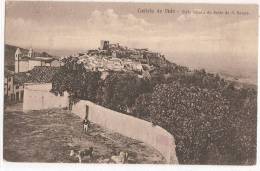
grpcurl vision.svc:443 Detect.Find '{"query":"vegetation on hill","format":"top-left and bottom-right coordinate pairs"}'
top-left (145, 83), bottom-right (256, 164)
top-left (96, 72), bottom-right (152, 113)
top-left (5, 44), bottom-right (26, 70)
top-left (51, 56), bottom-right (256, 165)
top-left (51, 57), bottom-right (101, 102)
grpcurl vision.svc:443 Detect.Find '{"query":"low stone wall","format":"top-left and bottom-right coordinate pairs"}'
top-left (23, 83), bottom-right (69, 111)
top-left (72, 100), bottom-right (178, 164)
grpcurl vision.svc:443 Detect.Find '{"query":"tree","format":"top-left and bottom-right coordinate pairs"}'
top-left (51, 57), bottom-right (101, 103)
top-left (133, 93), bottom-right (152, 119)
top-left (98, 72), bottom-right (152, 113)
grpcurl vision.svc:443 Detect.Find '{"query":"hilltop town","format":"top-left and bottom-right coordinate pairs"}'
top-left (62, 40), bottom-right (167, 73)
top-left (4, 40), bottom-right (167, 104)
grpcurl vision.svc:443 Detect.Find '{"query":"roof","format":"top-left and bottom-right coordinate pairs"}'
top-left (33, 57), bottom-right (55, 62)
top-left (14, 72), bottom-right (32, 84)
top-left (20, 56), bottom-right (55, 62)
top-left (14, 66), bottom-right (59, 84)
top-left (20, 56), bottom-right (31, 61)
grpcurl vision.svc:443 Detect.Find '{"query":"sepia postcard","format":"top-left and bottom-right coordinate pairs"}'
top-left (1, 0), bottom-right (258, 168)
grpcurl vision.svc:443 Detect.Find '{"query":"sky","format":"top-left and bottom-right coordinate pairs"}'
top-left (5, 1), bottom-right (258, 83)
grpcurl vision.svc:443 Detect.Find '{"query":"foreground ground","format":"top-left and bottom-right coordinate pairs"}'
top-left (4, 103), bottom-right (165, 163)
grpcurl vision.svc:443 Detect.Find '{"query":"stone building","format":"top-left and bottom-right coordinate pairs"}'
top-left (100, 40), bottom-right (110, 50)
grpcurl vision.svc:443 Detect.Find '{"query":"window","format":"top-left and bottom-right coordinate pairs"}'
top-left (8, 78), bottom-right (11, 82)
top-left (16, 85), bottom-right (19, 89)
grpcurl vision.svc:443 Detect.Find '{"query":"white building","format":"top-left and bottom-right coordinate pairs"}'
top-left (15, 48), bottom-right (57, 73)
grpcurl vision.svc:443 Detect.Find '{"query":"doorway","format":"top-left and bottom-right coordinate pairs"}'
top-left (85, 105), bottom-right (89, 119)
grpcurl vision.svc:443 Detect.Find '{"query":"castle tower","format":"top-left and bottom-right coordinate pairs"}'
top-left (15, 48), bottom-right (22, 73)
top-left (100, 40), bottom-right (109, 50)
top-left (28, 48), bottom-right (33, 58)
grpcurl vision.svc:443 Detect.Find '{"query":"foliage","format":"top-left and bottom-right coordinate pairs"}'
top-left (132, 93), bottom-right (152, 119)
top-left (221, 87), bottom-right (257, 164)
top-left (51, 56), bottom-right (256, 165)
top-left (51, 56), bottom-right (101, 103)
top-left (96, 72), bottom-right (152, 113)
top-left (147, 83), bottom-right (234, 164)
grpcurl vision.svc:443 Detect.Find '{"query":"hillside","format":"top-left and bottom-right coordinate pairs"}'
top-left (4, 44), bottom-right (53, 71)
top-left (51, 57), bottom-right (257, 165)
top-left (4, 107), bottom-right (165, 163)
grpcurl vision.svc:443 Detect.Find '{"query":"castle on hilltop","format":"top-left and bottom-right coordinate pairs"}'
top-left (98, 40), bottom-right (165, 64)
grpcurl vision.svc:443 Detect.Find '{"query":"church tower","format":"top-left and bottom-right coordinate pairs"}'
top-left (15, 48), bottom-right (22, 73)
top-left (28, 48), bottom-right (33, 58)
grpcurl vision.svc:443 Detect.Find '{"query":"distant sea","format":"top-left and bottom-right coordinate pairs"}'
top-left (165, 52), bottom-right (257, 85)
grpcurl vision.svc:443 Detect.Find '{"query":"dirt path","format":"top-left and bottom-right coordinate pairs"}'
top-left (4, 104), bottom-right (165, 163)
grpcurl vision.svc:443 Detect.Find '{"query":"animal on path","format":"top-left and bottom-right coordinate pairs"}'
top-left (110, 151), bottom-right (129, 164)
top-left (82, 119), bottom-right (90, 133)
top-left (70, 147), bottom-right (93, 163)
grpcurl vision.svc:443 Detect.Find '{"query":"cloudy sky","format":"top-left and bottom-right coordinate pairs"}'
top-left (5, 2), bottom-right (258, 83)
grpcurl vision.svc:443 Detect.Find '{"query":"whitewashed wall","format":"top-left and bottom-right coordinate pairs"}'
top-left (72, 100), bottom-right (178, 164)
top-left (19, 61), bottom-right (29, 73)
top-left (23, 83), bottom-right (178, 164)
top-left (28, 60), bottom-right (41, 71)
top-left (23, 83), bottom-right (69, 111)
